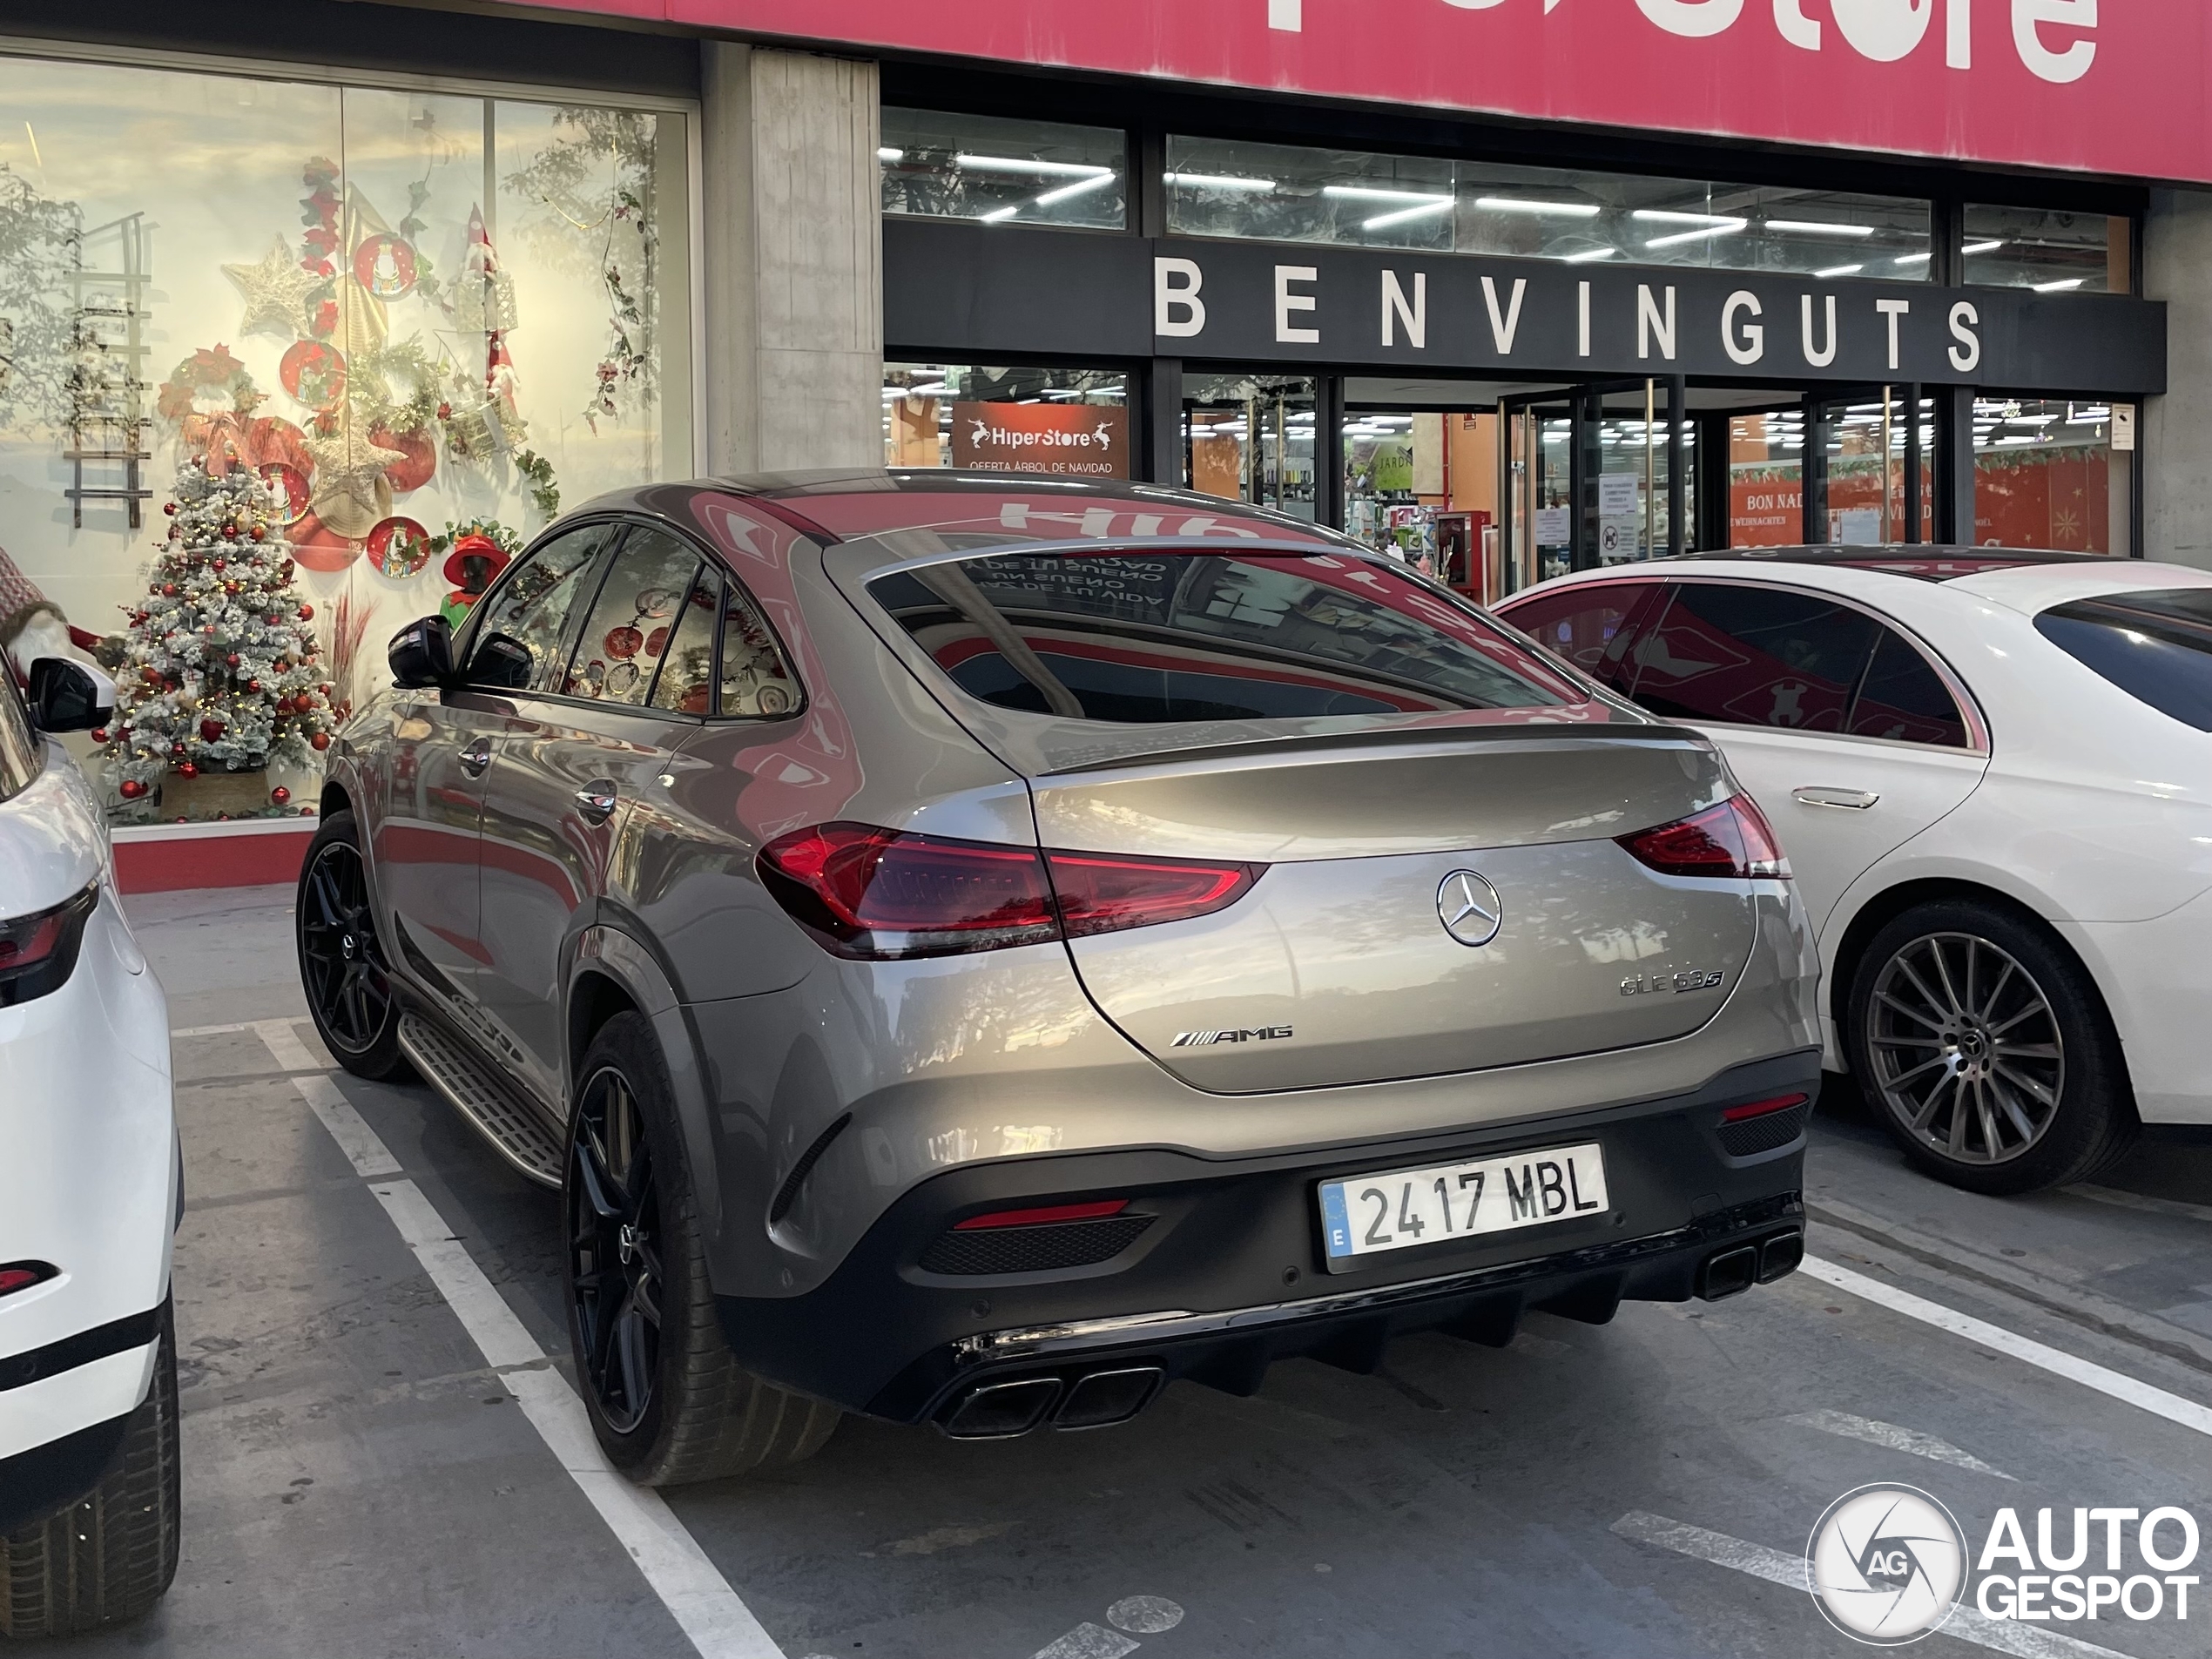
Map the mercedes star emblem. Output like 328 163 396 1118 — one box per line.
1437 870 1503 948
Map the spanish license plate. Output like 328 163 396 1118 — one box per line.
1318 1142 1609 1268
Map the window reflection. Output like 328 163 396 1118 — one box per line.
1963 205 2125 294
881 109 1125 231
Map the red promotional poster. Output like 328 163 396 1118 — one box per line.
504 0 2207 184
952 402 1131 478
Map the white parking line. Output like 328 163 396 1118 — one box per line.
1802 1255 2212 1440
1784 1410 2014 1479
244 1023 782 1659
1612 1511 2132 1659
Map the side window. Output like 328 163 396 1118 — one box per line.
560 525 704 706
1631 583 1878 732
717 582 799 718
0 672 39 804
1502 583 1666 696
647 572 720 716
1849 630 1971 747
467 525 617 692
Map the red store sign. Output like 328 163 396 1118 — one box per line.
510 1 2203 184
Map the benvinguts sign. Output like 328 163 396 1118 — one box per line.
510 0 2207 184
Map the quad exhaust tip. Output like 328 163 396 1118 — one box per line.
1699 1229 1804 1301
941 1366 1166 1440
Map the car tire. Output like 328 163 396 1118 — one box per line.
0 1299 181 1638
564 1011 840 1486
295 809 413 1083
1846 899 2138 1196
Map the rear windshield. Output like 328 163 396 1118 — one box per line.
867 552 1577 723
2035 590 2212 732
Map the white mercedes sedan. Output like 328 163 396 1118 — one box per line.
1498 549 2212 1196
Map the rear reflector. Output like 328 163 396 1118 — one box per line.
0 1263 54 1298
758 822 1261 960
1617 795 1790 880
954 1199 1130 1231
1721 1093 1811 1123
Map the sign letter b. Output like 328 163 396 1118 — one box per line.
1156 258 1206 339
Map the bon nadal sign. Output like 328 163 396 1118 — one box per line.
514 0 2204 185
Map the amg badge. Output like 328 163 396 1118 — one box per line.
1172 1025 1294 1047
1622 970 1726 997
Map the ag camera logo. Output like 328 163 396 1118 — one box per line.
1807 1485 1968 1644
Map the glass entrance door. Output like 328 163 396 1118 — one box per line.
1501 379 1689 592
1184 374 1318 521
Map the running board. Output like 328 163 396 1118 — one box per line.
396 1012 565 1189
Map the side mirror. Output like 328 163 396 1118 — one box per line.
467 632 534 691
388 615 454 689
26 657 115 733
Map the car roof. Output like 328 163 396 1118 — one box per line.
1667 545 2102 582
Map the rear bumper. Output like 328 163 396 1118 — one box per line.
2068 892 2212 1125
717 1049 1817 1423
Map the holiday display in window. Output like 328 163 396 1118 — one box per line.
102 457 334 812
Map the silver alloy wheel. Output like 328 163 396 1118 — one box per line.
1866 931 2066 1166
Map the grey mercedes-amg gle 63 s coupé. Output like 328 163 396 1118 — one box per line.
297 472 1819 1484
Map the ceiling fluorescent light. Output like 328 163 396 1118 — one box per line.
957 154 1115 178
1768 219 1876 237
1632 209 1743 227
1893 251 1933 266
1475 196 1601 218
1322 185 1453 205
1163 172 1276 192
1962 239 2006 255
1035 173 1117 206
2032 277 2085 293
1364 199 1454 230
877 148 905 163
979 205 1021 224
1563 246 1619 263
1646 220 1747 248
1814 263 1865 278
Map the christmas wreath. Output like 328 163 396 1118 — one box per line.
156 346 260 423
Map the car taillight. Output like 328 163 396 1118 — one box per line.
954 1199 1130 1231
1616 796 1790 880
1721 1093 1811 1123
756 823 1262 960
0 886 98 1008
0 1262 55 1298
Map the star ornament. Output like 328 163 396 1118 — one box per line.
304 421 405 540
223 239 324 338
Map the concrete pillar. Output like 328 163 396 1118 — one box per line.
2143 188 2212 570
700 42 881 475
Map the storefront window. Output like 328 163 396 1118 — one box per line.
884 362 1129 476
1973 398 2133 554
1962 206 2129 294
880 110 1126 232
0 55 691 823
1184 375 1316 521
1165 137 1929 277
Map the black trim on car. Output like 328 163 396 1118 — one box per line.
0 1411 132 1536
0 1305 163 1394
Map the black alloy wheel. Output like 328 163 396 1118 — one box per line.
569 1064 664 1436
294 812 411 1082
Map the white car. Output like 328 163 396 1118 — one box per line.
0 655 179 1636
1496 549 2212 1196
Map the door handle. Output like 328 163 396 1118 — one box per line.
1793 786 1879 811
574 780 619 824
458 738 493 779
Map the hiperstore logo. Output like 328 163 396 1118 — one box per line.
1806 1486 2202 1645
966 416 1118 454
1265 0 2099 85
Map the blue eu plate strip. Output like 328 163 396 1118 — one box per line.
1319 1182 1352 1258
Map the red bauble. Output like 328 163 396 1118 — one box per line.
90 727 108 744
297 604 314 621
160 583 176 597
226 653 240 669
212 558 226 571
251 525 266 541
118 779 147 799
162 502 176 516
271 786 292 806
199 718 224 741
311 732 332 752
246 678 262 693
221 524 237 540
178 762 199 779
300 805 316 817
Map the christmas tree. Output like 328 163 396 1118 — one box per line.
103 457 334 813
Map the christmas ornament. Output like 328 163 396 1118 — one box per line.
223 238 324 338
311 732 331 752
119 779 146 799
271 786 292 806
366 516 431 579
280 340 347 409
353 233 418 300
178 762 199 779
199 718 225 742
302 421 402 540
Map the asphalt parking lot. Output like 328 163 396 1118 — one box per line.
48 882 2212 1658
